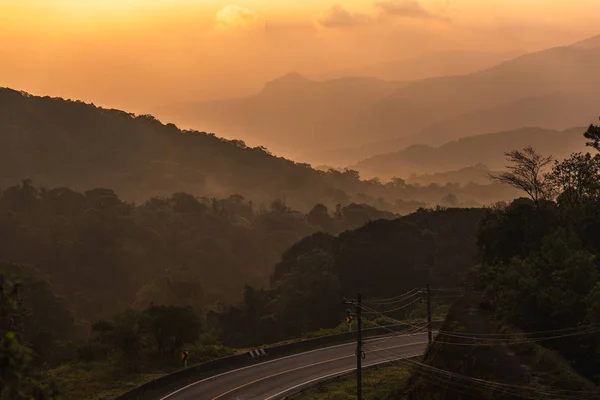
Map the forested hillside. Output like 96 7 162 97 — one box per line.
214 207 485 347
0 181 483 399
0 87 520 213
401 124 600 399
0 181 398 323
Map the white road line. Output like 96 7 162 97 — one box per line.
159 333 428 400
264 353 424 400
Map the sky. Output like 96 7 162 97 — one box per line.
1 0 600 112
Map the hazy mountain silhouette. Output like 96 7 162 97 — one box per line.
352 127 587 180
345 35 600 146
153 74 405 158
315 50 523 81
406 164 499 186
2 87 523 215
155 34 600 166
304 35 600 164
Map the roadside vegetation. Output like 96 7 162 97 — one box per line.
290 365 411 400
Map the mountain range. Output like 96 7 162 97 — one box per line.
1 87 523 215
315 50 523 81
154 34 600 166
352 127 588 180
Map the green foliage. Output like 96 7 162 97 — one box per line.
91 305 203 372
142 305 202 356
0 263 74 366
0 182 396 327
0 87 514 215
475 124 600 382
0 275 60 400
291 365 411 400
215 208 484 347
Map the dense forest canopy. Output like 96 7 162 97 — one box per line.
472 123 600 383
215 207 485 347
0 181 484 398
0 181 399 323
0 87 519 215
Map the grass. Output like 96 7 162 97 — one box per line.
48 362 164 400
48 343 239 400
289 365 410 400
48 313 447 400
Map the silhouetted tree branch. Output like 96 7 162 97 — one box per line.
489 146 553 205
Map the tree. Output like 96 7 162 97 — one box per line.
134 265 205 310
546 152 600 206
583 121 600 151
92 310 143 372
440 193 459 207
269 199 289 213
0 275 60 399
490 146 553 205
306 204 334 233
391 177 406 188
142 305 202 356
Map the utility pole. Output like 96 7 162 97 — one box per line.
426 284 432 344
343 294 363 400
356 293 363 400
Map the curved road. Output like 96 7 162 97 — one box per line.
161 333 429 400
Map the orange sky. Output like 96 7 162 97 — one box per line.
1 0 600 113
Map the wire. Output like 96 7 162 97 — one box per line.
366 342 600 399
364 345 542 399
363 288 422 306
432 326 600 346
438 322 600 338
363 296 423 315
362 314 430 337
360 303 431 332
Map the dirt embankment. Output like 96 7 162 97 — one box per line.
403 293 599 399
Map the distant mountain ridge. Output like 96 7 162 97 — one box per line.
153 33 600 166
352 127 588 180
1 87 522 215
153 74 405 158
315 50 523 81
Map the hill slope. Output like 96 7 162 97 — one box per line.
404 294 600 399
351 37 600 145
153 74 405 158
156 35 600 164
353 127 587 180
316 50 522 81
0 87 525 213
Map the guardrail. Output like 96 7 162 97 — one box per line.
116 321 442 400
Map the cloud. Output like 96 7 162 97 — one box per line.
216 5 258 29
317 4 371 29
375 0 450 22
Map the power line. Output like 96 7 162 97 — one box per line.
437 322 600 338
363 288 422 306
363 296 422 315
366 343 600 399
432 326 600 346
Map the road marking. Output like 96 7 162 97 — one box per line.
159 333 428 400
263 352 424 400
211 342 428 400
210 354 353 400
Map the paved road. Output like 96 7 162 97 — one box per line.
161 332 429 400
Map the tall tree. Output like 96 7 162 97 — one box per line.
0 275 59 399
490 146 553 205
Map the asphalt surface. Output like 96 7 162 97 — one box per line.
160 332 429 400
